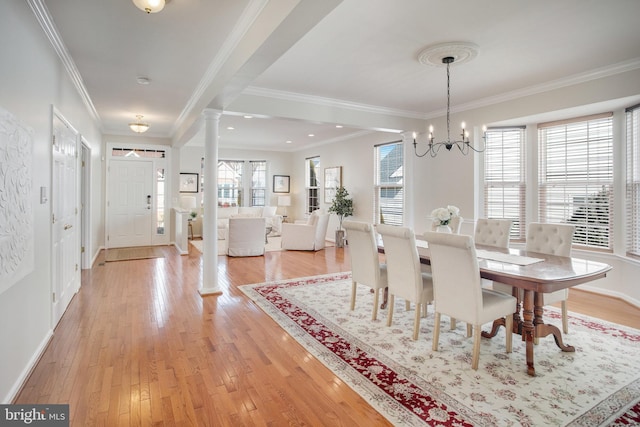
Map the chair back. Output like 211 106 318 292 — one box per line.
423 231 483 324
431 216 463 234
377 224 422 301
474 218 513 248
526 223 574 256
343 221 381 287
313 213 330 249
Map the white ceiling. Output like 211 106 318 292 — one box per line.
40 0 640 151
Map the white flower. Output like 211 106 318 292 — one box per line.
431 205 460 226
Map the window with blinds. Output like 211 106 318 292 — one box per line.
374 141 403 226
305 156 320 214
484 127 526 240
218 160 244 207
250 161 266 206
626 104 640 258
538 113 614 250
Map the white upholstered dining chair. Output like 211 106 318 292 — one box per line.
343 221 388 320
424 231 516 370
377 224 433 340
475 219 513 289
526 222 575 335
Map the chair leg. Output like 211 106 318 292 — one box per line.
450 318 457 330
472 325 481 370
561 300 568 334
421 302 427 318
505 314 513 353
432 312 441 351
350 280 357 311
405 300 410 311
386 294 395 327
412 303 421 340
372 288 380 321
466 323 472 338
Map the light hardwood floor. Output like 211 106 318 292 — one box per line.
14 242 640 426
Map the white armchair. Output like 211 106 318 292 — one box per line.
227 217 266 257
281 211 330 251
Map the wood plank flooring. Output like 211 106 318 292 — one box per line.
14 242 640 426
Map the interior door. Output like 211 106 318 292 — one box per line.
108 159 153 248
52 113 80 326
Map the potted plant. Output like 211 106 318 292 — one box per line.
328 186 354 247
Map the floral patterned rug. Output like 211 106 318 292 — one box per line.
240 272 640 426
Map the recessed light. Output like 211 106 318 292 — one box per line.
243 115 253 119
308 134 315 137
227 127 235 130
285 140 292 144
335 125 343 128
136 76 151 85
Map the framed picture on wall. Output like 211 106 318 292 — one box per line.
180 173 199 193
273 175 290 193
324 166 342 202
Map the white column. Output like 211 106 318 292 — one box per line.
200 109 222 296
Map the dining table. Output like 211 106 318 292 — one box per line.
378 239 612 376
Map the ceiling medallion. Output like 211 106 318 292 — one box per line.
417 42 479 68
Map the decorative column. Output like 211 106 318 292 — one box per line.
199 109 222 296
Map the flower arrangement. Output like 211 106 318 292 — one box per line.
431 205 460 226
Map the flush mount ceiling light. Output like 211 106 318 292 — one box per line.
132 0 165 14
129 115 149 133
413 42 485 157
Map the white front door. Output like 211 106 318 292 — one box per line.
52 113 80 326
108 159 153 248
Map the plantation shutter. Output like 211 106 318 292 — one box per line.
484 127 526 240
538 113 614 250
626 104 640 258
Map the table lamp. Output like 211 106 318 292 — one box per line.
278 195 291 217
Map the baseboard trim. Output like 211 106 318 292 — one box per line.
3 329 53 404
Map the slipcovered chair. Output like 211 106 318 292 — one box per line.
525 222 575 335
424 231 516 370
343 220 388 320
377 224 433 340
227 217 266 257
281 210 330 251
475 218 513 290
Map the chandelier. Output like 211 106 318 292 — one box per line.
413 55 486 157
129 115 150 133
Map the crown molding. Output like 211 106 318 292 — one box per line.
243 86 426 120
27 0 102 127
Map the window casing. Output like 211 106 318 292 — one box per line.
483 127 526 240
538 113 614 250
374 141 404 226
305 156 320 214
626 104 640 258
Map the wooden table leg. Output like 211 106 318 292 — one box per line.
533 292 575 352
522 289 536 376
482 285 521 339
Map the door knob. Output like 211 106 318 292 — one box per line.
64 224 72 230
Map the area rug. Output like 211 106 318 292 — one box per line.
104 246 165 262
240 272 640 426
189 238 335 255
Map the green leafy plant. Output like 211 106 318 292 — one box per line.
329 186 354 230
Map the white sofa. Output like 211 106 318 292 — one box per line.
216 206 282 240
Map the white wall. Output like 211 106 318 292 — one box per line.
0 2 103 402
